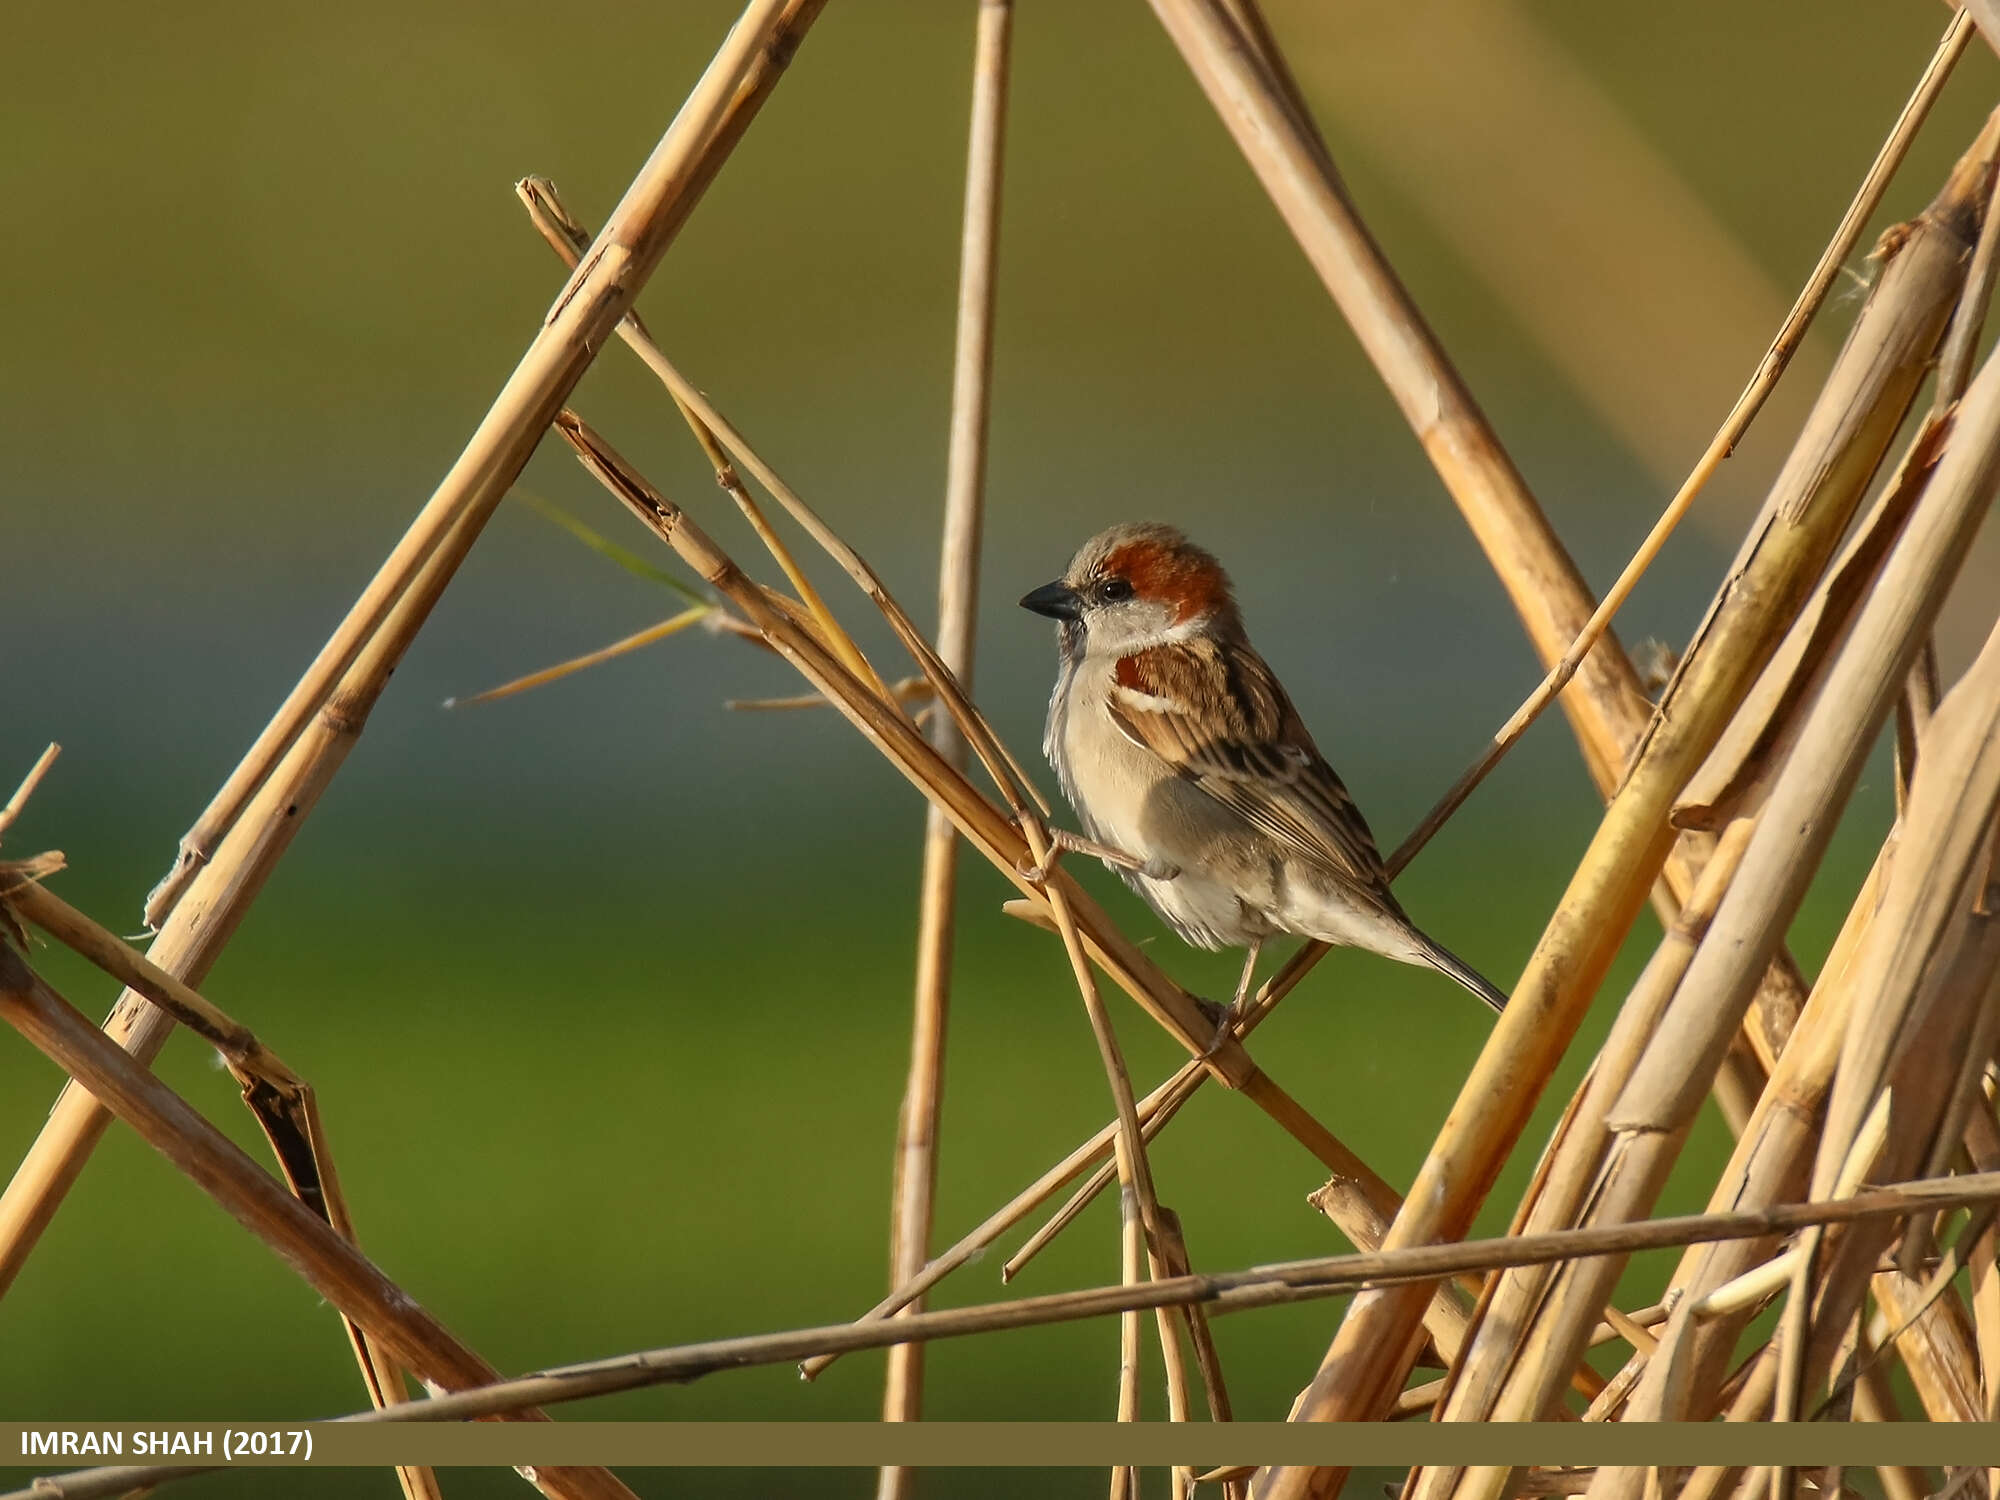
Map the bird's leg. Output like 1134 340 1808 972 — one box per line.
1202 937 1263 1060
1231 938 1263 1013
1015 823 1179 884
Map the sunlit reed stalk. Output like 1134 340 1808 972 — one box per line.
881 8 1012 1486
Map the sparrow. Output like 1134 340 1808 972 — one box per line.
1019 521 1507 1019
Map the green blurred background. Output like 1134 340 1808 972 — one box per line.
4 0 1997 1494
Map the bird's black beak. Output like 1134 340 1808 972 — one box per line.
1020 580 1083 621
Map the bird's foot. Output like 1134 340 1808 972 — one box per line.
1014 822 1179 884
1197 996 1238 1061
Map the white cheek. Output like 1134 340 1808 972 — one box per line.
1084 603 1184 654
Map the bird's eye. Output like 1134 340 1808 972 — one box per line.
1097 577 1134 604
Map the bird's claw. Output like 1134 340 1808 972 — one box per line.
1196 997 1237 1060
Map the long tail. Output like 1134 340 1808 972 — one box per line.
1414 933 1508 1014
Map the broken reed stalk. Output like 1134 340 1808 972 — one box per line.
880 3 1011 1477
444 604 714 709
0 942 633 1500
1389 0 1973 870
0 743 59 839
0 0 826 1299
1299 107 2000 1471
44 1171 2000 1447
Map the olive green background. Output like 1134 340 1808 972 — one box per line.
3 2 1992 1496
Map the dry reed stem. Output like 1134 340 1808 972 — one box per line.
1872 1263 1986 1422
1411 814 1752 1463
1955 1050 2000 1440
1773 1096 1891 1425
1114 1181 1142 1499
2 880 302 1094
1508 398 1953 1467
0 0 826 1297
0 942 632 1500
1143 17 1837 1332
1377 118 1998 1473
1389 2 1972 868
24 1168 1999 1446
1852 1361 1928 1500
878 6 1012 1475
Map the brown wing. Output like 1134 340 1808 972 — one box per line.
1107 640 1397 900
